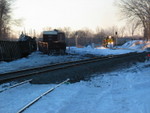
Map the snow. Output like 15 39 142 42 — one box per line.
67 40 150 56
68 46 139 56
0 51 87 74
119 40 150 50
0 60 150 113
0 40 150 113
1 40 147 74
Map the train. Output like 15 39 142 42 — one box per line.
0 33 37 61
18 29 66 56
102 36 115 48
0 30 66 61
38 29 66 54
18 33 37 57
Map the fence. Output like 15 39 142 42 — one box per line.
0 41 22 61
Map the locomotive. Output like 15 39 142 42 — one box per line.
103 36 115 48
38 29 66 54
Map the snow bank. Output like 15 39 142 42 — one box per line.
0 51 87 73
67 40 150 56
120 40 150 50
67 46 139 56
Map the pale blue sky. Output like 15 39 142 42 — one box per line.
13 0 124 33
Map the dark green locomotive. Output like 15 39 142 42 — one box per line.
38 29 66 54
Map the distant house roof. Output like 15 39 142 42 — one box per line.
43 31 58 35
18 33 32 41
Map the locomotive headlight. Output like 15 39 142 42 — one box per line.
111 42 114 44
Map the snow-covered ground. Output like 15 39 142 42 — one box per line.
0 52 88 73
0 40 150 113
120 40 150 50
0 60 150 113
67 46 140 56
67 40 150 56
0 40 149 74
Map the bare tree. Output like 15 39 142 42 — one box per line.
117 0 150 40
0 0 13 39
119 26 126 37
126 21 141 36
105 26 118 36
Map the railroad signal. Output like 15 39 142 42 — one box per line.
115 31 118 46
115 32 118 35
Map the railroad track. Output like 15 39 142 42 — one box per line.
0 79 32 93
0 52 148 84
0 56 111 83
17 79 69 113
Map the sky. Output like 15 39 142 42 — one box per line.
13 0 124 35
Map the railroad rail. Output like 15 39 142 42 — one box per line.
0 52 148 84
17 79 69 113
0 55 113 83
0 79 32 93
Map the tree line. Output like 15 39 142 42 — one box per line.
0 0 11 40
0 0 150 41
117 0 150 40
55 27 142 47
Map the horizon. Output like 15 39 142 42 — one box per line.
12 0 127 36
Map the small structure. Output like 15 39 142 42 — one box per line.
38 30 66 54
